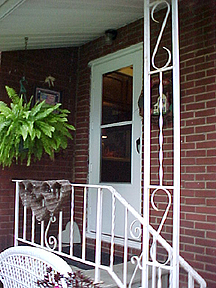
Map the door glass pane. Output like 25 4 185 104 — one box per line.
101 125 131 183
102 67 133 125
100 66 133 183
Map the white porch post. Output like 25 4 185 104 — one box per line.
172 0 181 286
143 0 181 287
142 0 151 287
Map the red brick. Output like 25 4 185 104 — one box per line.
207 166 216 173
181 111 194 119
195 92 215 103
196 238 216 248
206 231 216 239
206 182 216 189
184 53 205 67
186 86 206 96
186 149 206 157
195 221 216 231
195 124 215 134
186 213 206 222
206 83 216 92
206 247 216 256
185 181 205 189
206 198 216 206
207 149 216 156
181 173 195 181
185 259 205 271
206 264 216 274
185 117 206 126
184 244 205 255
181 142 196 150
196 207 216 218
197 134 215 145
185 228 205 238
196 157 216 165
185 197 206 206
195 61 213 72
196 173 216 181
181 127 195 135
196 254 216 265
185 165 205 174
186 102 206 111
206 98 216 108
207 132 216 140
180 235 195 245
181 220 194 229
194 189 216 198
185 134 205 143
196 76 216 87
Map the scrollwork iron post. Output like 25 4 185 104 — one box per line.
142 0 181 287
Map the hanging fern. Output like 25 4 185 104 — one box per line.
0 86 75 167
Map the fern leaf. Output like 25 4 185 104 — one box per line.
0 102 12 117
5 86 20 104
36 121 55 137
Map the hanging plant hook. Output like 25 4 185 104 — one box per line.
19 36 29 102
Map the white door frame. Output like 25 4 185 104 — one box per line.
88 43 143 247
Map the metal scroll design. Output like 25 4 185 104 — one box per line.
150 188 172 264
129 252 143 288
44 215 58 250
129 189 171 270
130 219 142 240
130 1 172 273
151 0 171 70
149 0 172 266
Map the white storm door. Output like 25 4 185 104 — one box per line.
88 43 142 246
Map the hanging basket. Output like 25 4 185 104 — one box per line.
0 86 75 167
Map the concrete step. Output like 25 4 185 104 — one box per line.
70 262 169 287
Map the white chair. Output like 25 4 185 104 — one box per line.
0 246 72 288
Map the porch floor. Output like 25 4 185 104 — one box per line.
63 244 123 270
70 261 141 288
70 261 169 288
63 245 168 287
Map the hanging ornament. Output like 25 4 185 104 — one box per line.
44 75 56 87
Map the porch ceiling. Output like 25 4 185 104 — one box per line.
0 0 145 51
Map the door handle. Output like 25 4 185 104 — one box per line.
136 137 140 154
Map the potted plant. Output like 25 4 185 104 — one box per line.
0 86 75 167
36 266 99 287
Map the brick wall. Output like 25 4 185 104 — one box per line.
0 47 78 252
75 1 216 287
179 1 216 286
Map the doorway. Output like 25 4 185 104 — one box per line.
88 43 143 246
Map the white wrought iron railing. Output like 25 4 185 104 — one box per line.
13 180 206 288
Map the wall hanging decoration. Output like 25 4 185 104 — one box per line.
19 180 71 221
44 75 56 87
35 87 61 106
138 77 172 124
